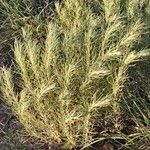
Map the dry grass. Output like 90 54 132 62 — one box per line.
0 0 150 149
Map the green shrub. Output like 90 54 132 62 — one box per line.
0 0 149 149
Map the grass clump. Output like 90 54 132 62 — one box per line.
0 0 150 149
0 0 54 44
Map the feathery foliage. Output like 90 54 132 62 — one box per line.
0 0 150 149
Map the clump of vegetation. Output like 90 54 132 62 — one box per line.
0 0 149 149
0 0 54 44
